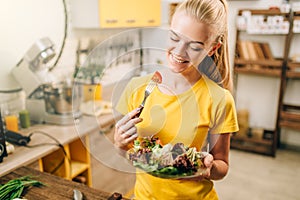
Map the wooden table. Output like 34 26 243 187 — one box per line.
0 166 128 200
0 114 115 177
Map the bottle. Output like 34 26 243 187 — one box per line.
5 115 19 132
2 104 19 132
19 110 31 128
281 0 291 13
94 84 102 101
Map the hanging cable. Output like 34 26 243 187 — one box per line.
26 130 71 175
50 0 68 71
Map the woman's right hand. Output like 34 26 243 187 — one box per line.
114 108 143 150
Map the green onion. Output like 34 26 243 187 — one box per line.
0 176 44 200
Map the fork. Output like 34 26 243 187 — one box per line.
135 71 162 118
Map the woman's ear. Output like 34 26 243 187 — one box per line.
208 42 222 56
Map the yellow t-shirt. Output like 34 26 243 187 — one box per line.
116 73 239 200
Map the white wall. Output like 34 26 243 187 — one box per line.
0 0 66 91
0 0 299 146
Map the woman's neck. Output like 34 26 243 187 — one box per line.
158 67 202 95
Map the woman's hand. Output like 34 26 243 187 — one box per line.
202 153 214 179
184 133 231 181
114 108 143 150
178 153 214 182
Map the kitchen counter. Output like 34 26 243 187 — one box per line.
0 166 128 200
0 113 116 177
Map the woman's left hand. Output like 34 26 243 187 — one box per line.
201 153 214 179
178 153 214 182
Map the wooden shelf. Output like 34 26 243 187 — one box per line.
234 58 283 67
287 62 300 78
237 30 288 36
233 8 300 156
288 61 300 68
39 136 92 186
234 58 284 77
70 161 89 178
234 67 281 77
280 110 300 121
280 121 300 130
280 109 300 130
286 71 300 78
238 9 288 16
231 135 274 156
283 104 300 110
233 135 272 145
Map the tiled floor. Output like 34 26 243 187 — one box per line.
90 130 300 199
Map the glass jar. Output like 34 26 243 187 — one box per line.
0 90 25 131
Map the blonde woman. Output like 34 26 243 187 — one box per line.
114 0 239 199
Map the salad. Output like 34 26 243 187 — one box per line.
127 136 208 178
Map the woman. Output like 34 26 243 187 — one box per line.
114 0 239 199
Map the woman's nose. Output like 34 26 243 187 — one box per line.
172 41 188 57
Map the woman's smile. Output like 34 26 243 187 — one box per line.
171 53 189 64
167 51 191 73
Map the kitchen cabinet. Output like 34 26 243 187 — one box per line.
98 0 161 28
70 0 161 28
38 136 92 186
231 9 300 156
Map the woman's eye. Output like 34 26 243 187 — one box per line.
191 47 202 52
189 43 203 52
170 36 179 42
169 32 180 42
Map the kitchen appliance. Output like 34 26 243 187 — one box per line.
5 130 31 146
0 109 8 163
11 37 81 125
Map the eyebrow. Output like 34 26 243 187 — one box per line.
170 30 204 46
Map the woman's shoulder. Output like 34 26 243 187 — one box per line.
201 75 225 92
201 75 234 101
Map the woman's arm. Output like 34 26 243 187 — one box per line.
205 133 230 180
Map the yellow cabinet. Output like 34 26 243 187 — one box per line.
139 0 161 25
38 136 92 186
99 0 161 28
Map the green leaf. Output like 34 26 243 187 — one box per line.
0 176 44 200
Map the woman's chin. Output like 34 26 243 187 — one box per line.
167 61 188 73
170 67 185 73
168 63 191 74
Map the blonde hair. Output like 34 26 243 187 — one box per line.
176 0 232 92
